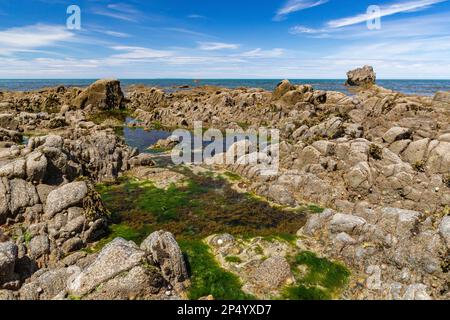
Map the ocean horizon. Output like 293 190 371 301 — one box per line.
0 79 449 96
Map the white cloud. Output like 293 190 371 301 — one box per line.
198 42 240 51
92 3 142 22
0 24 74 51
165 28 212 38
239 48 285 58
102 30 130 38
188 14 206 19
289 25 326 34
327 0 447 28
274 0 328 21
111 46 173 59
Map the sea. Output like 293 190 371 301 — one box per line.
0 79 449 96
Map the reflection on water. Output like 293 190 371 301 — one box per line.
123 118 272 164
123 118 171 153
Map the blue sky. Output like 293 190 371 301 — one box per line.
0 0 449 78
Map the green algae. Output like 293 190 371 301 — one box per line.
224 255 243 264
179 240 254 300
283 251 350 300
94 167 347 300
96 170 307 241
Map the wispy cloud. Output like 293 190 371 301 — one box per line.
198 42 240 50
111 46 173 59
274 0 328 21
188 14 206 19
239 48 285 58
165 27 212 38
92 3 142 22
289 25 326 34
0 24 74 55
327 0 447 28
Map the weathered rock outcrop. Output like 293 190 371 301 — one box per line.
346 65 376 86
298 207 449 300
13 231 187 300
73 79 124 112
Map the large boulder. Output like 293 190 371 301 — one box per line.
273 80 295 100
67 238 166 299
73 79 124 111
44 181 88 218
346 65 376 86
140 231 188 283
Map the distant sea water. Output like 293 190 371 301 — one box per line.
0 79 449 96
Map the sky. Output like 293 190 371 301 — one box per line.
0 0 449 79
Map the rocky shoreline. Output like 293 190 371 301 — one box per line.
0 66 449 300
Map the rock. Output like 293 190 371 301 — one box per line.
62 237 84 254
330 213 366 234
9 179 40 215
248 256 293 293
0 159 26 179
346 65 376 86
73 79 124 111
29 235 50 259
44 182 88 218
402 284 432 300
67 238 147 297
19 267 74 300
273 80 295 100
140 231 188 283
402 138 429 164
439 216 450 247
0 242 18 285
267 184 296 206
344 161 373 192
83 265 165 300
0 289 16 300
426 141 450 174
0 114 19 130
382 127 412 144
25 151 47 183
433 91 450 105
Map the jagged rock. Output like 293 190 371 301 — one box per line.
273 80 295 100
266 184 295 206
9 179 40 215
0 114 19 130
140 231 188 283
44 182 88 218
426 141 450 174
25 151 47 183
28 235 50 259
18 267 75 300
346 65 376 86
402 138 429 164
330 213 366 234
0 242 18 285
67 238 147 297
73 79 124 111
382 127 412 144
